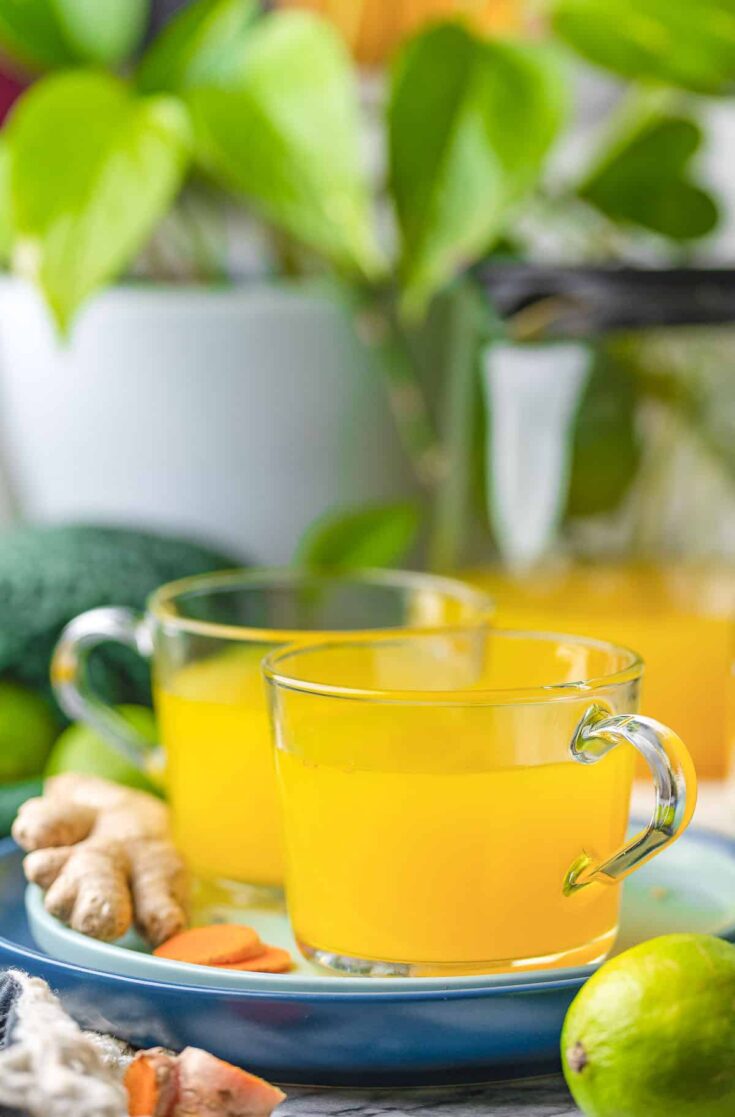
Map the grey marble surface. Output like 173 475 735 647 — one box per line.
280 1076 579 1116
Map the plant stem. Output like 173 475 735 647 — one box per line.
177 190 229 283
427 281 486 572
356 291 445 490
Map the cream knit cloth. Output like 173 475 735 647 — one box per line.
0 970 132 1117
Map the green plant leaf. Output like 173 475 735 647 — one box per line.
580 115 718 240
566 347 641 519
297 502 422 571
0 0 75 69
552 0 735 95
137 0 258 94
0 0 149 70
389 24 567 319
188 10 384 279
51 0 149 66
8 70 190 331
0 137 12 264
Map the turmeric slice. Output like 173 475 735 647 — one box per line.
221 947 294 974
153 923 263 966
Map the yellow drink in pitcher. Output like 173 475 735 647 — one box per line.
469 564 735 780
156 647 284 886
277 740 635 971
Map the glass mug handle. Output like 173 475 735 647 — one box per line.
51 607 160 773
564 703 697 895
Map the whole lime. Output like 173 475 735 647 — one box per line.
45 706 162 796
562 933 735 1117
0 681 57 781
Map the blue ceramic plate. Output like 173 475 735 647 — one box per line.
27 885 603 994
4 826 735 1086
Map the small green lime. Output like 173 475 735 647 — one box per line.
0 777 43 836
0 681 57 781
562 933 735 1117
45 706 162 796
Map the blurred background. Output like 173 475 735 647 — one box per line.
0 0 732 813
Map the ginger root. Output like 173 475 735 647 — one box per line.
125 1047 286 1117
13 774 188 946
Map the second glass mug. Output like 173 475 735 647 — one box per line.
264 628 697 976
51 568 494 894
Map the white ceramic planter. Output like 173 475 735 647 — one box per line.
0 280 413 562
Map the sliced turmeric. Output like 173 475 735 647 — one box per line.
153 923 263 966
221 947 293 974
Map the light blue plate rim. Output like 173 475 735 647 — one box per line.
14 824 735 1002
25 882 602 995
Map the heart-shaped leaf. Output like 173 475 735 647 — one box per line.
389 24 567 319
8 70 190 330
188 11 384 279
0 0 149 70
552 0 735 95
137 0 259 94
297 502 422 571
580 116 719 240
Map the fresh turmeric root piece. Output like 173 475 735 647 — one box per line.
221 948 293 974
126 1048 178 1117
13 774 188 946
153 924 263 966
125 1046 286 1117
176 1047 286 1116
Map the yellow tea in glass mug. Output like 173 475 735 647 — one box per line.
52 570 493 894
265 630 696 975
469 563 735 780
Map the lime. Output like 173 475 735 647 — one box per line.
0 777 43 836
0 681 57 781
562 933 735 1117
45 705 162 796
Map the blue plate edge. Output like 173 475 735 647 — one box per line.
5 825 735 1003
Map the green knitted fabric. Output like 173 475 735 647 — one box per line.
0 524 239 718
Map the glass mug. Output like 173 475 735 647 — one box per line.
264 629 697 976
51 569 494 895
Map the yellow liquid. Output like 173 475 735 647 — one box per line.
468 564 735 780
277 721 635 972
155 647 284 886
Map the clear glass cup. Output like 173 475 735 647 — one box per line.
264 628 697 976
52 569 493 899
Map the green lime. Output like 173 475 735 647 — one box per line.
562 933 735 1117
0 681 57 781
0 777 43 836
45 705 162 796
